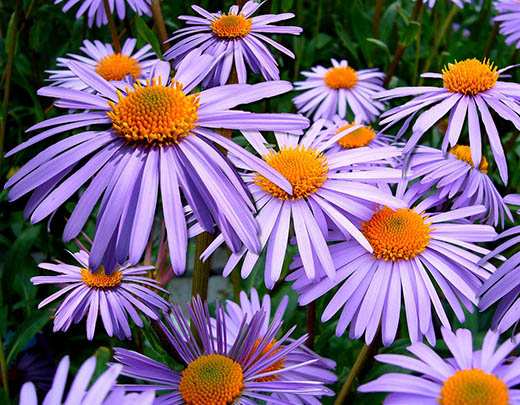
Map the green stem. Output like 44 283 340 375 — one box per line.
372 0 385 38
483 21 499 59
0 340 9 401
0 0 20 171
412 6 424 85
150 319 185 365
102 0 121 53
191 232 212 301
419 3 457 85
292 0 304 82
383 0 423 87
305 301 316 349
150 0 170 54
334 342 376 405
313 0 322 41
231 262 241 303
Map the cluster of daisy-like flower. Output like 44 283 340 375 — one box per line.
7 0 520 403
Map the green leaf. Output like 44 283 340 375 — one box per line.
92 347 112 381
135 15 163 60
379 2 399 43
401 21 421 47
6 309 50 366
366 38 391 60
333 18 360 66
0 388 8 405
281 0 294 11
0 307 7 340
5 12 16 54
2 225 40 303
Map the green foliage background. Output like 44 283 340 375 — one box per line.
0 0 519 403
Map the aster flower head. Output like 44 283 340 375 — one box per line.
165 1 302 88
47 39 160 91
374 57 520 184
407 145 512 227
200 120 405 288
222 288 337 403
5 56 309 274
321 116 395 153
20 355 155 405
359 327 520 405
31 249 169 340
113 296 333 404
495 0 520 49
288 185 497 346
293 58 386 121
55 0 151 27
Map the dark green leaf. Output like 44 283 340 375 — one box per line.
6 309 50 366
401 21 421 47
5 12 16 54
366 38 391 60
135 15 163 60
92 346 112 381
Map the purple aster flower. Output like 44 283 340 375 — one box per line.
4 57 308 274
293 58 386 121
164 1 301 88
374 58 520 184
478 207 520 334
20 355 155 404
359 327 520 404
113 296 332 404
55 0 151 28
321 116 395 153
406 144 512 226
47 39 159 91
31 249 169 340
495 0 520 49
288 185 497 346
424 0 473 8
200 121 405 288
222 288 337 403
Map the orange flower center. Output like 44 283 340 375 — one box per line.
107 79 199 146
245 339 285 382
361 207 431 261
324 66 358 89
442 58 498 96
336 123 376 148
210 13 252 39
449 145 488 173
81 267 123 289
255 145 329 200
178 354 244 405
439 369 508 405
95 53 142 81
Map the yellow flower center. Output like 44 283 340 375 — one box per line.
210 13 252 39
324 66 358 89
81 267 123 289
245 339 285 382
442 58 498 96
439 369 508 405
254 146 329 200
95 53 142 81
361 207 431 261
336 123 376 148
449 145 488 173
107 79 199 146
178 354 244 405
